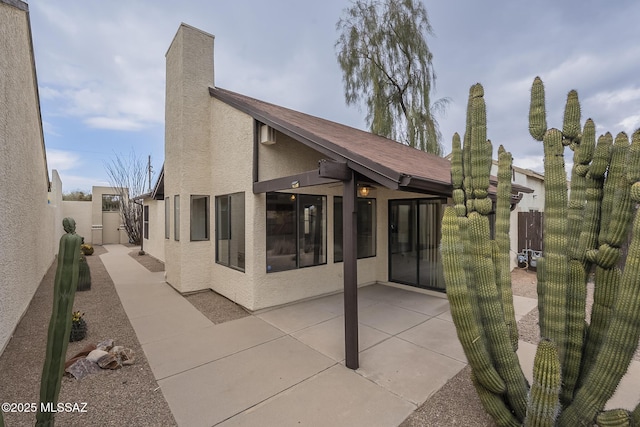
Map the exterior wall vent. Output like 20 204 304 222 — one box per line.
260 124 276 145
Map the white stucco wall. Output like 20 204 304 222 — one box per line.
63 201 93 243
142 199 166 262
0 1 60 354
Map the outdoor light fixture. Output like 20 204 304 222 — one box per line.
291 180 300 189
358 185 371 197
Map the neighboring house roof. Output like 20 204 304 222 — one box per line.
211 87 453 196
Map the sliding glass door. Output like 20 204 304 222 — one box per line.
389 199 445 291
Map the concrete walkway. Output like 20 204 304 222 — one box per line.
100 244 639 426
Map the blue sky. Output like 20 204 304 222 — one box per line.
27 0 640 193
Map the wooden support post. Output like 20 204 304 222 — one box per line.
343 172 359 369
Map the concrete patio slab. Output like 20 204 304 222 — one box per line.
158 336 335 427
357 336 466 404
127 302 213 345
399 317 467 363
358 301 431 335
436 309 454 322
117 285 193 319
386 289 451 317
512 295 538 320
218 365 416 427
143 316 285 380
256 299 340 334
292 315 390 362
308 291 380 315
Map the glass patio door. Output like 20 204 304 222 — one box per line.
389 199 445 292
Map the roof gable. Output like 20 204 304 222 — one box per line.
211 87 453 196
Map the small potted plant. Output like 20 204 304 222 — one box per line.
69 311 87 342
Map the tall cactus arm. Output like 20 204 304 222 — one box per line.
581 133 632 382
36 218 82 426
596 409 632 427
451 133 467 217
562 90 581 144
524 339 561 427
442 208 506 394
471 84 490 201
538 129 569 363
529 76 547 141
576 133 612 269
463 86 475 202
495 148 518 350
602 133 633 249
567 119 595 259
471 371 521 427
559 193 640 427
469 212 529 420
560 260 587 406
631 401 640 426
580 267 621 384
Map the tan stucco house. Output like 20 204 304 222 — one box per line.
142 24 531 319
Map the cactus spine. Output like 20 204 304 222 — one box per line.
443 78 640 426
36 218 82 427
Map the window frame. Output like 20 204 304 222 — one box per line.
215 192 245 272
165 197 170 239
190 195 210 241
266 192 327 273
333 196 377 262
143 205 150 240
174 195 180 241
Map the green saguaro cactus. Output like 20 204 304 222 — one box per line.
36 218 82 427
443 78 640 427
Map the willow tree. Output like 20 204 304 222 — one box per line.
335 0 447 155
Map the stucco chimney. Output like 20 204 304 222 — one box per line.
163 23 215 291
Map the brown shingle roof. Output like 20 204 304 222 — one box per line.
211 87 453 196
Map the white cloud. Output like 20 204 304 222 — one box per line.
58 173 110 194
30 2 169 131
618 115 640 134
46 149 81 171
84 117 145 131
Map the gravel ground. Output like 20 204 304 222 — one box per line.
2 253 638 427
0 246 176 427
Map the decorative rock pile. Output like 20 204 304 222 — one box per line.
65 339 135 380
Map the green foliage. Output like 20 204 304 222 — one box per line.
37 218 82 426
77 254 91 291
443 78 640 427
335 0 448 154
62 191 92 201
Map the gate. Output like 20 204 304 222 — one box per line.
518 211 544 271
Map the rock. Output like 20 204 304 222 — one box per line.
86 349 109 363
97 353 122 370
64 344 97 370
109 346 136 366
66 358 101 380
96 338 115 351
